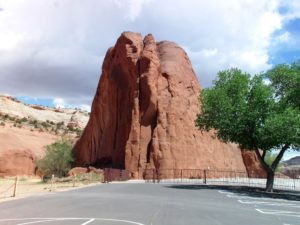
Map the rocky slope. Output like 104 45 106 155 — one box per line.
283 156 300 178
0 96 89 176
284 156 300 166
74 32 262 178
0 95 89 129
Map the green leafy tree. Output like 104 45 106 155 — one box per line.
196 66 300 192
267 61 300 109
37 137 74 177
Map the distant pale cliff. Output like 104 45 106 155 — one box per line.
0 95 89 176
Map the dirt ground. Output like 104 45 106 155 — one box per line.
0 176 102 202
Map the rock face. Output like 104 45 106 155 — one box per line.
0 125 57 176
241 151 267 178
0 149 36 176
0 95 89 129
74 32 250 178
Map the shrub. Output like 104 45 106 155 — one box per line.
76 129 83 136
20 117 28 123
37 138 74 177
0 122 5 126
29 119 38 126
41 121 49 128
56 121 64 129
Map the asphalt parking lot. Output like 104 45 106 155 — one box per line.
0 183 299 225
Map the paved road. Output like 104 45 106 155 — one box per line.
0 183 299 225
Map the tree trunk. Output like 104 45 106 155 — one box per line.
254 144 290 192
266 170 275 192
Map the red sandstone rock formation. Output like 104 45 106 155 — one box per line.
67 166 102 177
0 149 36 176
242 151 267 178
74 32 256 178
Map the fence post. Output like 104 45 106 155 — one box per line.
293 175 296 190
50 174 54 192
248 172 251 187
12 176 18 197
152 169 155 183
204 170 207 184
181 169 183 182
73 175 76 187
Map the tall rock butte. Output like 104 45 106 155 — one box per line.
74 32 262 178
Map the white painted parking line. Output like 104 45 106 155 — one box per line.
82 218 95 225
218 190 300 204
17 219 56 225
256 209 300 218
238 200 300 208
218 189 300 222
0 218 145 225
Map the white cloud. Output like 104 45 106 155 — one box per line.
53 98 65 109
277 31 290 43
0 0 298 103
113 0 152 21
79 104 91 112
137 0 284 85
279 0 300 21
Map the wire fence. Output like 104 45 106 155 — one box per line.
0 172 104 200
1 169 299 199
143 169 300 191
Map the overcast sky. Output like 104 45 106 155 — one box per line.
0 0 300 111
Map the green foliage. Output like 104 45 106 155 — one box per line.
41 121 49 128
37 138 74 177
197 69 275 151
196 67 300 152
56 121 64 129
266 61 300 109
259 107 300 150
15 117 28 124
196 64 300 191
20 117 28 123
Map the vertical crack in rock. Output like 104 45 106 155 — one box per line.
113 88 119 154
146 110 158 163
162 73 174 97
136 40 143 170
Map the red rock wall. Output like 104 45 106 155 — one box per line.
74 32 250 178
0 149 36 176
242 151 267 178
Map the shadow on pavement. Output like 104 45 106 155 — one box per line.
165 184 300 201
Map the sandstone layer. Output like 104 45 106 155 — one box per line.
0 126 57 176
242 151 267 178
0 95 89 129
74 32 250 178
